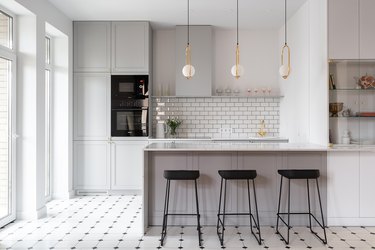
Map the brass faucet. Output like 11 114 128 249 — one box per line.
257 120 267 137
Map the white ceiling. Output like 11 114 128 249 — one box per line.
48 0 308 29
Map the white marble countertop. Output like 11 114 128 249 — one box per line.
148 137 289 142
144 142 328 152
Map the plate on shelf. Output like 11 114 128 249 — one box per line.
358 112 375 117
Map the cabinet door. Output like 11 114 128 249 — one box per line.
328 0 359 59
359 0 375 59
74 22 111 72
111 22 150 74
360 151 375 217
111 140 148 190
327 151 360 218
175 26 212 96
74 73 110 140
74 141 110 190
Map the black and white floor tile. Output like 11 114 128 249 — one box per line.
1 195 375 249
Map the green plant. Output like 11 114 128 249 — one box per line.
165 117 182 136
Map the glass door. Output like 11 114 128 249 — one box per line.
0 55 16 227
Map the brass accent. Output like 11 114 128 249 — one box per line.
185 44 192 79
257 120 267 137
281 43 291 79
235 44 240 79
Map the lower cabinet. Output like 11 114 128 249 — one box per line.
327 150 375 225
74 140 148 192
111 141 148 190
74 141 111 190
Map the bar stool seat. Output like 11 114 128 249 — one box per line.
217 170 262 246
276 169 327 245
160 170 202 247
164 170 200 180
278 169 320 179
218 170 257 180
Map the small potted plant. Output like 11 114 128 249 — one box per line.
165 117 182 138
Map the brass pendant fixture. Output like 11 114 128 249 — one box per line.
231 0 244 79
182 0 195 79
279 0 291 79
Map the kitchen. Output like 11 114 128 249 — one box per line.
0 0 375 249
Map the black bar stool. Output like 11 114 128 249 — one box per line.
276 169 327 245
160 170 202 247
217 170 262 246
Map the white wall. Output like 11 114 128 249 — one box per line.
279 0 328 145
1 0 73 219
153 28 279 96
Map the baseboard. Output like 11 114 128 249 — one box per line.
74 189 142 196
17 205 47 220
52 190 75 200
328 217 375 226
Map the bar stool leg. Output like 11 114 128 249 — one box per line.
161 180 171 246
315 178 328 244
307 179 313 230
194 180 202 247
217 179 227 246
247 179 253 233
216 177 224 244
276 176 283 234
286 178 291 245
252 179 262 245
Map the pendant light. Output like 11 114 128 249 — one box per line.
279 0 291 79
182 0 195 79
231 0 244 79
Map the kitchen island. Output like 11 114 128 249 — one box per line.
142 142 328 232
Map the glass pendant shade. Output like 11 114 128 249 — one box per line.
231 64 244 79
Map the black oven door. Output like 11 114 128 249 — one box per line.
111 108 148 137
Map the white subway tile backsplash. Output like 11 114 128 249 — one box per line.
152 96 281 138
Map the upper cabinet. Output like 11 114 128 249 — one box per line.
74 22 111 72
329 0 375 59
111 22 151 74
175 26 212 96
359 0 375 59
328 0 359 59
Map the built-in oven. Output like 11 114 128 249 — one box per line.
111 92 149 137
111 75 148 99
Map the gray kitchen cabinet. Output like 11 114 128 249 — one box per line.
73 73 110 140
74 22 111 72
359 0 375 59
328 0 359 59
329 0 375 59
111 140 148 190
175 26 212 96
74 141 111 190
111 22 151 74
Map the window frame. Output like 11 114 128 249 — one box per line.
0 8 14 51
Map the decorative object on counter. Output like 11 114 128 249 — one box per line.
182 0 195 79
279 0 291 80
253 88 258 95
257 120 267 137
329 102 343 117
156 123 166 139
231 0 244 79
357 112 375 117
261 88 267 95
247 88 252 96
329 74 336 90
341 130 351 144
358 74 375 89
216 88 223 96
166 117 182 138
233 89 240 96
225 87 232 96
342 108 352 117
267 87 272 95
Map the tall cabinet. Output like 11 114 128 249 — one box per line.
73 21 151 193
327 0 375 225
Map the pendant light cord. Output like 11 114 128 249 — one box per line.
236 0 239 45
187 0 190 45
284 0 287 45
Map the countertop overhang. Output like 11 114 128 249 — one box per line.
144 142 328 152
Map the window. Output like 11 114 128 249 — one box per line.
45 36 52 199
0 10 13 49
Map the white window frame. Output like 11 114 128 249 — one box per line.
45 35 53 202
0 5 16 227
